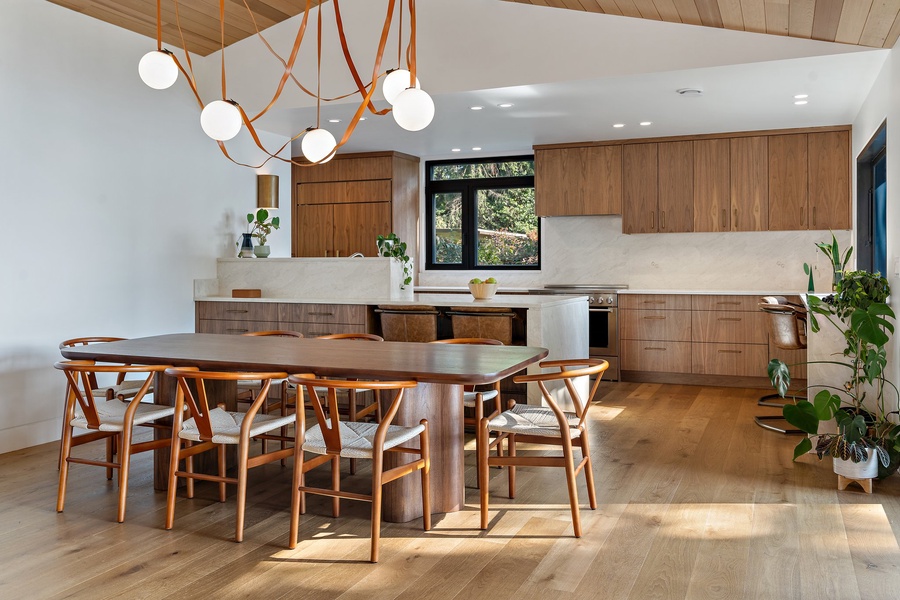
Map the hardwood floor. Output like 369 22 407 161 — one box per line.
2 382 899 599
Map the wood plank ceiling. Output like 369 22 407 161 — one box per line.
503 0 900 48
47 0 900 53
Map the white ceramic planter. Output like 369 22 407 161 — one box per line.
253 245 271 258
833 448 878 479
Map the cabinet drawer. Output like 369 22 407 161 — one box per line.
278 303 366 325
620 309 691 341
692 342 768 376
621 340 691 373
692 310 766 344
691 295 758 312
619 294 691 310
196 319 282 335
195 301 278 321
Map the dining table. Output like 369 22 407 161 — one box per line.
61 333 548 522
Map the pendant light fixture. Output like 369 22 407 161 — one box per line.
139 0 434 168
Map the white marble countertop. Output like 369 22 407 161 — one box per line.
195 293 588 309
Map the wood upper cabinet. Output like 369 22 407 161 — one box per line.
693 139 731 232
657 141 693 233
622 143 659 233
768 134 809 230
808 130 850 230
730 136 768 231
292 151 418 257
534 145 622 216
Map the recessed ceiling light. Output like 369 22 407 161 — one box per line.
470 106 484 111
359 117 366 121
613 123 625 128
640 121 652 126
328 119 341 123
794 100 808 105
472 147 482 151
498 103 514 108
676 88 703 96
451 148 461 152
794 94 809 99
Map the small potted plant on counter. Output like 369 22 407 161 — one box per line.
768 269 900 486
376 233 412 289
247 208 280 258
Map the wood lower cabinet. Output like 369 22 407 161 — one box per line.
535 145 622 216
620 293 806 384
195 301 371 337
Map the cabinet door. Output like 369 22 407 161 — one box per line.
333 202 392 257
534 146 622 216
620 309 692 341
295 204 334 257
693 139 731 232
622 143 658 233
730 136 768 231
768 134 808 230
692 342 768 376
297 179 392 205
808 130 850 230
621 340 691 373
657 141 693 233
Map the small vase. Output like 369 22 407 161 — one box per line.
832 270 843 292
253 245 270 258
833 448 878 479
239 233 254 258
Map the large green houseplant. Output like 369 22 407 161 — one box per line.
769 268 900 478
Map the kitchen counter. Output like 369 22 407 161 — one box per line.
619 289 805 295
194 292 586 309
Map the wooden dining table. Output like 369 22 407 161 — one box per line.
61 333 548 522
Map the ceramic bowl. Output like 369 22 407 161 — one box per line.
468 282 499 300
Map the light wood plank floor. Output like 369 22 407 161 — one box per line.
2 382 899 599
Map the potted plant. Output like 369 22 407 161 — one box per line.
769 268 900 481
376 233 412 289
247 209 280 258
814 232 853 291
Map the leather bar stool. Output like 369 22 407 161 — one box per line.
375 305 440 342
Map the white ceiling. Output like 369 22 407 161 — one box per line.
207 0 890 162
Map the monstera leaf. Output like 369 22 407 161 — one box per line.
783 400 819 435
851 304 894 347
767 359 791 398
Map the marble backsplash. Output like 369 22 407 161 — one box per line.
418 215 853 292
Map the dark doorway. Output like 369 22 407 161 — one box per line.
857 122 887 274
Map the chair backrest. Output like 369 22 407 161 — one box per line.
446 307 516 345
54 360 165 429
288 374 417 454
164 368 289 441
59 337 129 390
242 330 304 338
758 296 807 350
316 333 384 341
513 359 609 430
376 305 439 342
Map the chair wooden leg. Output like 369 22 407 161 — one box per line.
106 435 115 480
218 444 227 503
349 390 358 475
331 456 341 518
289 446 304 549
420 420 431 531
479 418 491 530
185 441 195 499
375 390 383 422
165 440 180 530
508 434 517 499
56 424 74 513
116 427 133 523
579 434 597 510
235 441 250 543
561 437 582 537
370 455 384 563
474 397 484 489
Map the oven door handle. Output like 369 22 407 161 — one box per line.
588 308 614 313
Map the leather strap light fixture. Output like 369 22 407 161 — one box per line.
138 0 434 168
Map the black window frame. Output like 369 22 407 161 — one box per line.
425 155 540 271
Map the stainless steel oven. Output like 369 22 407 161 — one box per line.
540 285 627 381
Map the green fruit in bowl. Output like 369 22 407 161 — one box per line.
485 277 497 284
469 278 483 284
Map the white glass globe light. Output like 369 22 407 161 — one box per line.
200 100 242 141
138 50 178 90
392 88 434 131
382 69 420 105
301 128 337 163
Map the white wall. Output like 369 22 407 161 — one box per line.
0 0 291 453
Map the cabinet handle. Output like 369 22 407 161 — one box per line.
812 206 817 227
650 211 655 229
642 316 667 320
801 205 806 227
660 210 666 230
644 346 667 351
721 208 727 228
643 300 666 305
716 301 741 306
717 317 742 322
717 349 742 354
308 311 335 317
733 207 738 229
225 309 249 314
226 328 249 333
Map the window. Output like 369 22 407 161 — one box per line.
857 122 887 275
425 156 539 270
